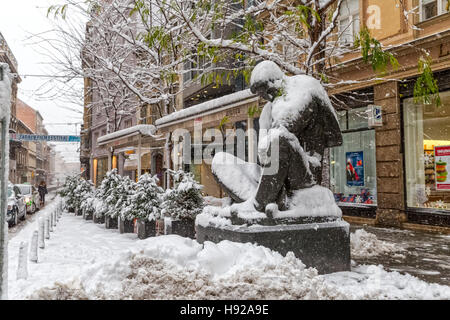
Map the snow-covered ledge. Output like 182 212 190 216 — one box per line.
97 124 158 146
155 89 257 128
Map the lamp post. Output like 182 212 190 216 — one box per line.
0 63 11 300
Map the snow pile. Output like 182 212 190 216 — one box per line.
27 235 450 300
277 185 342 219
351 229 405 259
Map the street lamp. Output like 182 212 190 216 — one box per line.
0 63 12 300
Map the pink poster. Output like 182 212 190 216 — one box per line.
434 145 450 191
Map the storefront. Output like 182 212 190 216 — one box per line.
330 106 378 208
401 69 450 226
155 89 260 198
94 124 163 185
330 69 450 227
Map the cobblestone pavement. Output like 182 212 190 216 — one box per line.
351 224 450 286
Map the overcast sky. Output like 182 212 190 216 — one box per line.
0 0 85 162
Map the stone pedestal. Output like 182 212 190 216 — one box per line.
196 220 351 274
137 219 156 239
105 215 118 229
172 219 196 239
119 217 135 234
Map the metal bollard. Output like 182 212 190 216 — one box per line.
53 210 57 227
49 212 54 232
44 215 50 240
29 231 38 263
38 217 45 249
17 242 28 280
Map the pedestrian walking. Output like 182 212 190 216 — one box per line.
38 180 48 207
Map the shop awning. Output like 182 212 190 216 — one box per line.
97 124 158 146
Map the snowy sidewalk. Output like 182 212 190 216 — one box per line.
6 202 450 300
7 198 138 299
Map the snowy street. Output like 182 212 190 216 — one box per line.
6 197 450 300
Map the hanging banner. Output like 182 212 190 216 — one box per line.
346 151 364 187
435 145 450 191
10 134 80 142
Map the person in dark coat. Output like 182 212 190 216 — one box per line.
38 181 48 206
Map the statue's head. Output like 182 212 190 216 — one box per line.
250 61 284 102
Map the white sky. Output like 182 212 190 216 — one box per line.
0 0 85 162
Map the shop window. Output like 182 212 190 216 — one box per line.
330 107 377 206
404 90 450 211
420 0 448 21
95 157 108 187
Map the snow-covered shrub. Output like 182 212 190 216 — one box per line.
161 170 204 220
121 173 163 222
97 169 136 219
59 174 81 211
72 179 94 212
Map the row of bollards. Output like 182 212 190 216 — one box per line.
16 198 65 280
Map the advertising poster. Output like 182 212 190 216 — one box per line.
435 145 450 191
346 151 364 187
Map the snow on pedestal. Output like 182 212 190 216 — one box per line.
16 242 28 280
29 231 38 263
38 218 45 249
44 215 50 240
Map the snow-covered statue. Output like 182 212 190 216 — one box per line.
210 60 343 220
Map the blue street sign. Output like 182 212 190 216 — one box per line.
10 134 81 142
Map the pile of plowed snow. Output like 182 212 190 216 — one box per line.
29 235 450 300
351 229 405 259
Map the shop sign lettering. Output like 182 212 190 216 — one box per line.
435 146 450 191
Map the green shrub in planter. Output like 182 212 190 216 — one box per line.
92 196 106 224
80 195 95 220
96 169 135 228
73 179 94 213
161 170 204 239
59 175 79 212
121 173 163 238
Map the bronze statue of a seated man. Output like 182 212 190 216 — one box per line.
212 61 343 213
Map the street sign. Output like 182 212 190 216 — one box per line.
368 105 383 127
10 134 81 142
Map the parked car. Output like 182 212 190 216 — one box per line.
16 183 40 214
6 183 26 227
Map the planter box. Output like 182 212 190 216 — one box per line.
82 208 93 220
171 219 196 239
93 214 105 224
119 217 135 234
137 219 156 239
105 215 118 229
